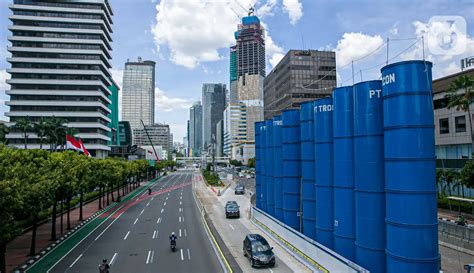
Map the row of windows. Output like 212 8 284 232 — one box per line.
13 31 102 40
15 20 103 30
10 95 108 105
10 106 108 116
12 62 102 71
14 1 103 11
12 41 102 51
439 116 467 134
11 73 105 83
13 51 104 61
14 10 102 20
10 85 103 92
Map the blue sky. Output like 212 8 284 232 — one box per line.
0 0 473 142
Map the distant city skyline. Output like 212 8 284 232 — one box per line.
1 0 473 142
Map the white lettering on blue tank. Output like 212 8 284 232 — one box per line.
273 120 282 126
382 73 395 86
261 126 266 131
369 89 382 98
313 104 333 113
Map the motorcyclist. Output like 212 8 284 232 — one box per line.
148 188 152 195
99 259 110 273
170 231 177 247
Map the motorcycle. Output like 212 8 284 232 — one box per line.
170 239 176 252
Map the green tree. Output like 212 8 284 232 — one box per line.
12 117 33 149
445 75 474 152
459 155 474 188
45 117 66 152
75 155 94 221
34 117 49 149
0 123 9 144
0 146 24 273
247 157 256 168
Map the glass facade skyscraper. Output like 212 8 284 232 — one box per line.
5 0 115 158
202 83 226 150
189 101 202 156
122 57 155 131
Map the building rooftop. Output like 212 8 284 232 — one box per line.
433 68 474 94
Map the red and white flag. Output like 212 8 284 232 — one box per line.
78 138 91 157
66 134 82 151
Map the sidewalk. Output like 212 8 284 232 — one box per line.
6 181 150 273
194 172 311 273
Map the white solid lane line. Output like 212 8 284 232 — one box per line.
179 229 182 237
180 249 184 261
140 209 145 215
179 216 181 222
269 268 274 273
187 248 191 260
134 218 138 225
110 253 118 266
95 212 124 241
69 254 82 268
229 223 235 230
123 231 130 240
146 250 151 264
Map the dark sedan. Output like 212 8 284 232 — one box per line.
225 204 240 218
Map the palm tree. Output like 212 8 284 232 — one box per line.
34 117 49 149
0 123 9 144
45 117 66 151
12 117 33 149
445 75 474 153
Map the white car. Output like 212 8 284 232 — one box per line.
246 174 251 179
239 173 244 177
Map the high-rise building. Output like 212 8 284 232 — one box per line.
202 83 226 150
189 101 202 156
232 9 264 144
223 103 247 157
122 57 155 130
264 49 337 119
108 80 120 146
118 121 132 146
216 120 223 157
229 45 238 104
133 123 171 153
5 0 115 158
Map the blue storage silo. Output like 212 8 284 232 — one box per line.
273 116 284 221
265 120 275 217
300 101 316 240
260 123 268 212
255 121 263 209
333 86 356 261
353 80 386 272
314 97 334 250
282 109 301 231
382 60 439 273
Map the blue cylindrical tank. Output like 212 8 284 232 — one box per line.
260 122 267 212
273 116 284 222
265 120 275 217
333 86 356 261
300 101 316 240
282 109 301 231
314 97 334 250
382 60 439 273
353 80 386 272
255 121 263 209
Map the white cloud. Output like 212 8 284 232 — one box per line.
269 53 285 68
335 32 384 67
150 0 285 69
169 123 187 143
154 87 194 112
400 19 474 78
282 0 303 26
257 0 277 18
390 27 399 36
0 70 10 92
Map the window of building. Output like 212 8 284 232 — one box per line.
439 118 449 134
455 115 467 133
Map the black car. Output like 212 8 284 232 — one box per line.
235 185 245 195
225 200 238 207
225 204 240 218
243 234 275 267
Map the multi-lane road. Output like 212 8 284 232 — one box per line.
46 171 222 273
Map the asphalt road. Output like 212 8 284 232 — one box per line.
48 171 223 273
